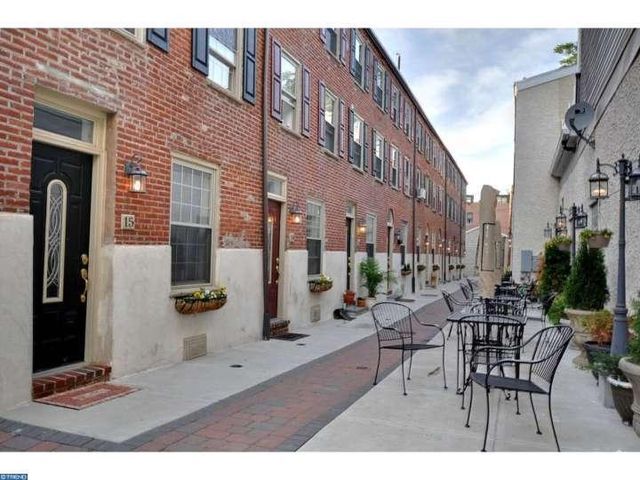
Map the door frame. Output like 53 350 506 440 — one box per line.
345 203 356 291
32 89 107 371
267 172 287 318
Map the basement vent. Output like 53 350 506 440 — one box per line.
183 334 207 361
310 305 321 323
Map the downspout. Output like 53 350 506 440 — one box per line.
411 112 417 294
261 28 271 340
443 158 448 282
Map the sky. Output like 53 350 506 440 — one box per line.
374 28 577 200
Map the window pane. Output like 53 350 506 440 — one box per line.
326 28 338 55
307 238 322 275
353 118 362 144
306 202 321 239
210 29 237 61
281 55 297 97
375 135 383 159
172 163 212 226
324 94 335 125
171 225 212 285
282 100 296 130
34 104 94 143
209 56 232 90
325 123 335 153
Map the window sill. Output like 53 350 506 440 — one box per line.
354 79 367 94
279 123 303 140
352 165 365 175
170 284 216 298
112 29 147 48
322 148 340 161
206 79 244 105
374 177 384 184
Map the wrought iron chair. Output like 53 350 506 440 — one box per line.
371 302 447 395
442 289 480 339
482 297 527 320
464 325 574 452
460 282 480 302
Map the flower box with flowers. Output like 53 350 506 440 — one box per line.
174 287 228 314
309 274 333 293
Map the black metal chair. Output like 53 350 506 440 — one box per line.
460 282 480 302
371 302 447 395
539 293 557 327
482 297 527 320
464 325 574 452
442 290 481 339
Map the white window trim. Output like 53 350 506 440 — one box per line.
169 154 219 292
267 171 287 202
374 62 385 108
390 145 399 189
306 199 325 278
207 29 244 98
373 132 384 181
324 88 339 155
366 213 377 253
354 33 365 87
114 28 146 44
325 28 342 60
281 49 302 134
352 111 365 170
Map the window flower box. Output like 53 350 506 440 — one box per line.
309 274 333 293
174 287 227 314
416 264 426 272
401 264 412 276
581 229 613 249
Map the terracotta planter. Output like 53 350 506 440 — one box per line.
619 357 640 436
608 376 634 425
431 273 438 287
356 297 366 308
588 234 610 249
564 308 597 368
343 290 356 305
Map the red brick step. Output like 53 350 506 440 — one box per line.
32 364 112 400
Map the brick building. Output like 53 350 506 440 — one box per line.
0 28 466 410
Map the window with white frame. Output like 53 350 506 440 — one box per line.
281 51 300 131
307 201 323 276
366 214 376 258
171 160 216 287
324 88 338 154
352 33 365 86
404 105 412 137
391 85 399 124
390 146 399 188
373 62 385 108
325 28 340 58
117 28 145 42
403 157 411 196
351 112 365 170
373 132 384 180
208 29 241 93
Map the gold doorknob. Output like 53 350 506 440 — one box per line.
80 268 89 303
81 253 89 266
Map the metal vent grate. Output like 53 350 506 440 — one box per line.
183 334 207 361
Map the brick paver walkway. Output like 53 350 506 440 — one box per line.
0 296 457 452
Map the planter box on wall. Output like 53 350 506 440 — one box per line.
174 297 227 314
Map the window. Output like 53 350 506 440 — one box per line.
325 28 339 57
373 62 384 108
403 157 411 196
324 89 338 154
118 28 145 42
34 103 95 143
171 161 215 287
307 201 323 276
391 85 399 125
390 146 399 189
281 52 300 131
366 214 376 258
404 105 412 138
352 33 364 86
373 132 384 180
351 112 365 169
208 29 241 93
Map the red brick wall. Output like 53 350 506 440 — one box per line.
0 28 466 254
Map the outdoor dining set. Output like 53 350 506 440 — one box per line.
369 278 574 452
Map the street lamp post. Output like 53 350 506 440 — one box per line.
589 154 640 355
568 203 588 261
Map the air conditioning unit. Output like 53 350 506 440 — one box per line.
417 188 427 200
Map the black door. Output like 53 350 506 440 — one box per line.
30 142 92 372
346 218 352 290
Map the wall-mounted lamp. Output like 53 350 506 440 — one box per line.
124 154 148 193
357 222 367 235
288 203 304 224
394 229 402 245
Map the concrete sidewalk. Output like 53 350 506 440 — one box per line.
301 315 640 452
0 282 460 445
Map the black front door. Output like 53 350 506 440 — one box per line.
30 142 92 372
346 218 352 290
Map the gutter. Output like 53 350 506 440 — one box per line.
411 112 417 294
261 28 271 340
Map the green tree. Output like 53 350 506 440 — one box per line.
538 237 571 297
563 236 609 310
554 42 577 66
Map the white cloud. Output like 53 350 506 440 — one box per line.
410 69 462 119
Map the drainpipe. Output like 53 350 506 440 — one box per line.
443 158 448 282
261 29 271 340
411 112 417 294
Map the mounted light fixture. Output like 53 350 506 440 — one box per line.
554 202 567 234
288 203 304 224
357 222 367 235
394 229 402 245
589 159 610 200
544 222 553 239
124 154 148 193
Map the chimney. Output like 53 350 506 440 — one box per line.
395 53 401 70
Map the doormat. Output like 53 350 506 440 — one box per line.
34 383 138 410
272 333 309 341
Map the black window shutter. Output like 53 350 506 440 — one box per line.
364 46 372 92
384 71 390 113
318 81 326 146
340 29 348 65
147 28 170 52
371 128 377 176
372 57 378 102
363 123 369 172
302 66 311 137
243 29 257 104
319 28 327 46
348 108 354 163
338 99 345 158
396 93 402 128
383 140 389 183
271 38 282 121
191 29 209 75
350 29 357 77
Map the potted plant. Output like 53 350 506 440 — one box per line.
431 264 440 287
556 235 572 252
343 289 356 305
582 310 613 382
417 264 427 272
538 236 570 299
360 258 384 308
581 228 613 249
448 264 454 271
547 293 567 326
401 264 412 276
619 299 640 436
174 286 228 314
590 352 634 425
563 236 609 367
356 297 366 308
308 274 333 293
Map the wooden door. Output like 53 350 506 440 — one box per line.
266 200 281 319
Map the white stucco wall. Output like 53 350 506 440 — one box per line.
110 246 262 378
511 69 575 281
0 213 33 410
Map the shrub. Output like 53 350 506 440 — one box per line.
548 293 567 325
630 299 640 365
582 310 613 345
563 237 609 310
538 237 571 297
589 352 626 381
360 258 384 298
